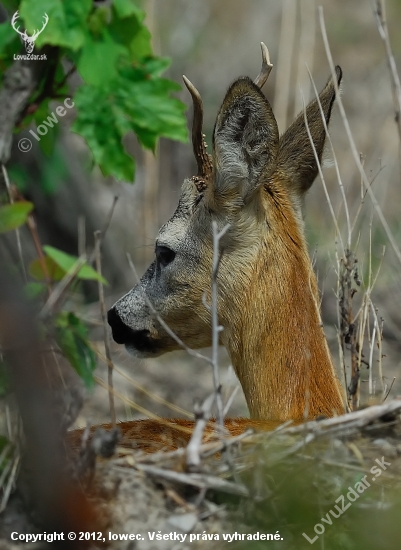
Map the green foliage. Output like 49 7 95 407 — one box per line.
0 0 187 395
42 245 108 285
0 0 188 182
0 201 33 233
55 312 96 389
20 0 92 51
72 60 187 180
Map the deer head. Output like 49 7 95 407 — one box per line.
11 11 49 54
108 45 344 421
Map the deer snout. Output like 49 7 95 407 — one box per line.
107 307 135 344
107 307 150 349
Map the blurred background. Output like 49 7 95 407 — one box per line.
3 0 401 425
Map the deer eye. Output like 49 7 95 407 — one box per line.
155 245 176 267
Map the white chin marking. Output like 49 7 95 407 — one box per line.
125 345 161 358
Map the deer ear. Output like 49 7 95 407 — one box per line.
277 66 342 197
212 77 279 202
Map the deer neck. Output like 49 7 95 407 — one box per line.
222 233 344 421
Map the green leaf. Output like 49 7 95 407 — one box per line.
29 255 65 282
77 30 128 86
0 21 19 52
71 85 135 181
114 65 187 151
109 13 151 62
113 0 145 20
43 245 108 285
0 202 33 233
55 312 96 389
72 63 187 181
19 0 92 51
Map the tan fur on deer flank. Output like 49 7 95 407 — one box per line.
71 47 346 452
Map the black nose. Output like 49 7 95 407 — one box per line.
107 307 136 345
107 307 152 351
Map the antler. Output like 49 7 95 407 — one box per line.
182 75 213 182
11 11 26 37
253 42 273 89
182 42 272 182
31 13 49 40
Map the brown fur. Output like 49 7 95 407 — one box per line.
84 61 346 453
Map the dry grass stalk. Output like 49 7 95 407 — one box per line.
94 230 116 427
211 221 230 430
373 0 401 142
319 6 401 268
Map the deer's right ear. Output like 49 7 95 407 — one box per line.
212 77 279 202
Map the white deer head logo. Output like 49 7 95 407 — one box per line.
11 11 49 54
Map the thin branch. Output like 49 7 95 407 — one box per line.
211 221 230 431
40 197 119 320
282 397 401 436
134 429 254 465
135 464 249 497
94 231 116 427
186 393 215 472
39 256 87 320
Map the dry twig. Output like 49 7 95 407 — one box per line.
186 393 216 472
134 464 249 497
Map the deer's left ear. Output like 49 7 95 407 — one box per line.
277 66 342 197
212 77 279 202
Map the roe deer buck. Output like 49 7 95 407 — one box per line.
102 44 345 451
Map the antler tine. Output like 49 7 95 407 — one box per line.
182 75 213 180
11 11 24 36
254 42 273 89
31 12 49 40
